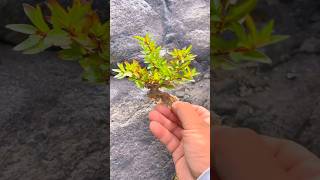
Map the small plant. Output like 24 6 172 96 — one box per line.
6 0 109 83
112 34 199 106
211 0 288 69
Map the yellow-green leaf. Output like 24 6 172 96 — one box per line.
23 4 50 32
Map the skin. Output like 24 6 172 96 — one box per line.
149 101 210 180
149 101 320 180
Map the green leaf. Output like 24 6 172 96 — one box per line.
260 20 274 38
23 40 51 54
228 22 246 41
212 15 221 22
112 69 121 73
44 29 72 48
23 4 50 32
225 0 257 23
79 55 107 83
117 63 125 72
47 0 69 28
114 73 125 79
265 35 289 46
245 15 257 39
68 0 92 31
13 34 42 51
135 80 144 89
133 35 145 41
5 24 37 34
211 37 238 50
73 35 95 49
212 56 237 70
58 44 84 60
230 50 272 64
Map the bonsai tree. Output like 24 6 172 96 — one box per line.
211 0 288 69
6 0 109 83
112 34 199 106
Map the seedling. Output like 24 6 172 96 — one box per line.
112 34 199 106
212 0 288 69
6 0 109 83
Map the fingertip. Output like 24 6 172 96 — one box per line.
172 101 188 113
149 121 162 138
148 110 158 121
155 103 179 122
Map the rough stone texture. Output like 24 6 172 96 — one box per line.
110 73 210 179
110 0 210 68
0 0 108 44
110 2 210 177
110 0 165 64
0 44 108 180
213 0 320 157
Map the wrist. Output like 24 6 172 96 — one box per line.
197 168 210 180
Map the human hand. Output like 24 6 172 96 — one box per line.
214 127 320 180
149 101 210 180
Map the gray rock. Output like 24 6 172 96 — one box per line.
110 0 165 63
0 44 108 180
0 0 108 44
110 0 210 67
286 72 298 80
110 77 209 179
299 37 320 53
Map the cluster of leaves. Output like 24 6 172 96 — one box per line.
211 0 288 69
6 0 109 83
112 34 199 90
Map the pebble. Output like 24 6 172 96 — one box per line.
286 72 298 80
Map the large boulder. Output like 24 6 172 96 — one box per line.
0 0 108 44
110 72 210 179
110 0 210 67
0 44 108 179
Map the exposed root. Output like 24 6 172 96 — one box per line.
147 88 178 107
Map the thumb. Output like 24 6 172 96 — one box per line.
172 101 208 130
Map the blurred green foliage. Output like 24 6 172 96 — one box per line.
212 0 288 69
6 0 109 83
113 34 199 90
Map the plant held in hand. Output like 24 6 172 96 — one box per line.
113 34 199 106
6 0 109 83
212 0 288 69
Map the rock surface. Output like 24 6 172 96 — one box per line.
110 73 210 179
110 0 210 67
0 44 108 180
0 0 108 44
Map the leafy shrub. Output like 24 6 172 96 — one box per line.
211 0 288 69
6 0 109 83
112 34 199 105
